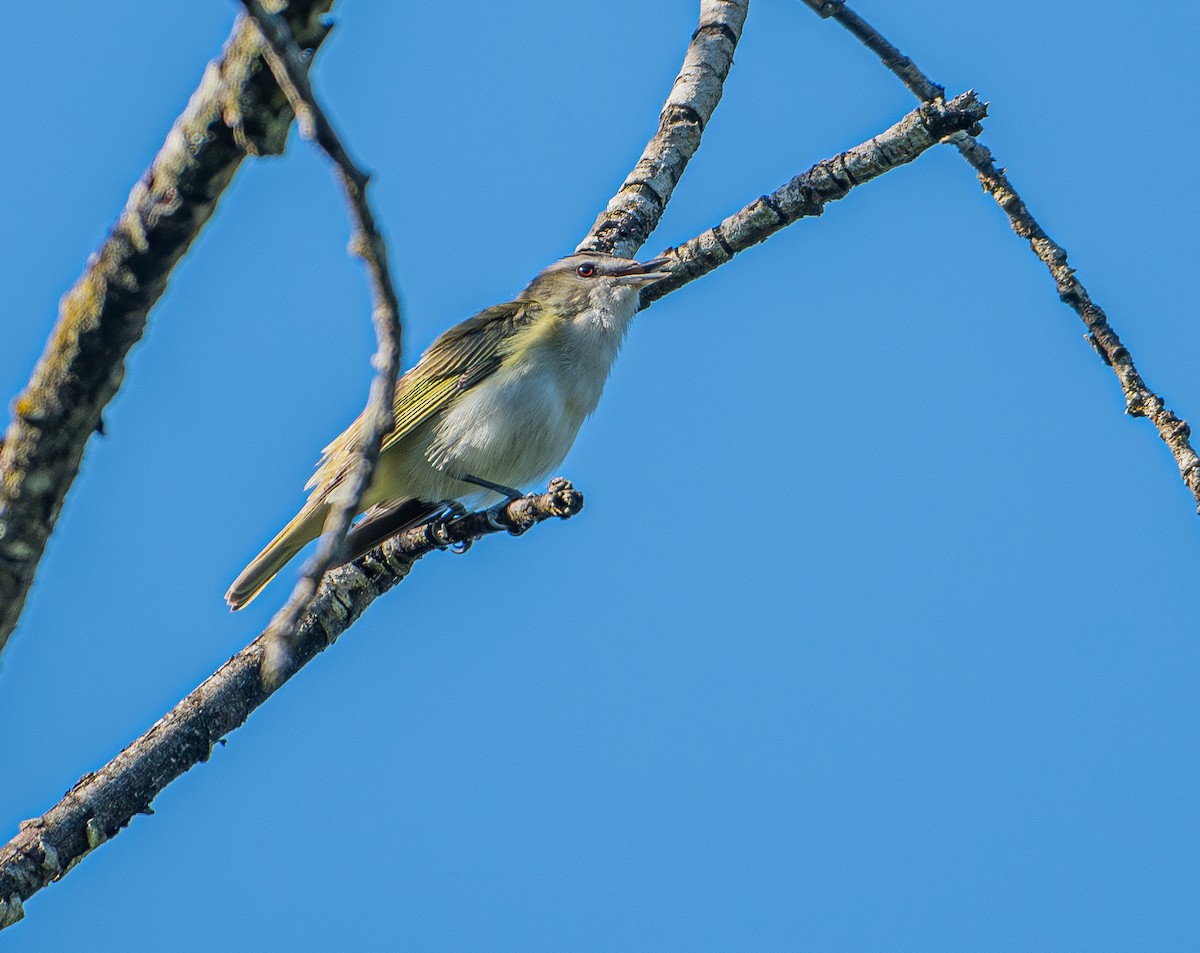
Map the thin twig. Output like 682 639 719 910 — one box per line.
639 92 986 305
0 482 583 929
804 0 941 101
576 0 749 259
802 0 1200 510
238 0 405 684
0 1 336 659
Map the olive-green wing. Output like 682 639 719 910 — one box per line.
305 300 536 497
381 300 536 452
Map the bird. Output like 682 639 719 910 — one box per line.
225 251 671 610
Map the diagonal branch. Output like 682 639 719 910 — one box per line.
577 0 749 259
0 1 336 658
0 482 584 930
0 3 991 929
638 92 986 305
804 0 942 102
0 85 987 922
238 0 404 684
802 0 1200 511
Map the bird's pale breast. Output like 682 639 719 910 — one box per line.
433 302 631 499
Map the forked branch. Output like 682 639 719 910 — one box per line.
0 2 998 929
640 92 986 304
577 0 749 258
803 0 1200 509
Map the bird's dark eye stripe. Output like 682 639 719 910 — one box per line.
576 262 597 278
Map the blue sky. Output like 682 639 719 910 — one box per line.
3 1 1198 949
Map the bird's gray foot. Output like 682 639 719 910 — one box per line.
425 500 472 553
436 500 470 521
480 499 514 532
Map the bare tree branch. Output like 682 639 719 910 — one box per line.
639 92 986 304
577 0 749 259
0 2 991 928
0 78 979 917
0 481 583 930
238 0 404 684
0 1 754 920
804 0 942 101
802 0 1200 511
0 0 337 658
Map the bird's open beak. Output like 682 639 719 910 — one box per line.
611 256 673 286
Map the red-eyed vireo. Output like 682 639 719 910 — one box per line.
225 252 670 609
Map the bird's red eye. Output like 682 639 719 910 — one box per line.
576 263 597 278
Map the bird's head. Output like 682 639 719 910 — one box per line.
518 252 672 317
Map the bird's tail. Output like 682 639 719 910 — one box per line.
225 503 330 611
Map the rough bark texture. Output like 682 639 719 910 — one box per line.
951 137 1200 504
577 0 749 259
0 1 336 656
803 0 1200 510
0 482 583 929
638 92 985 305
